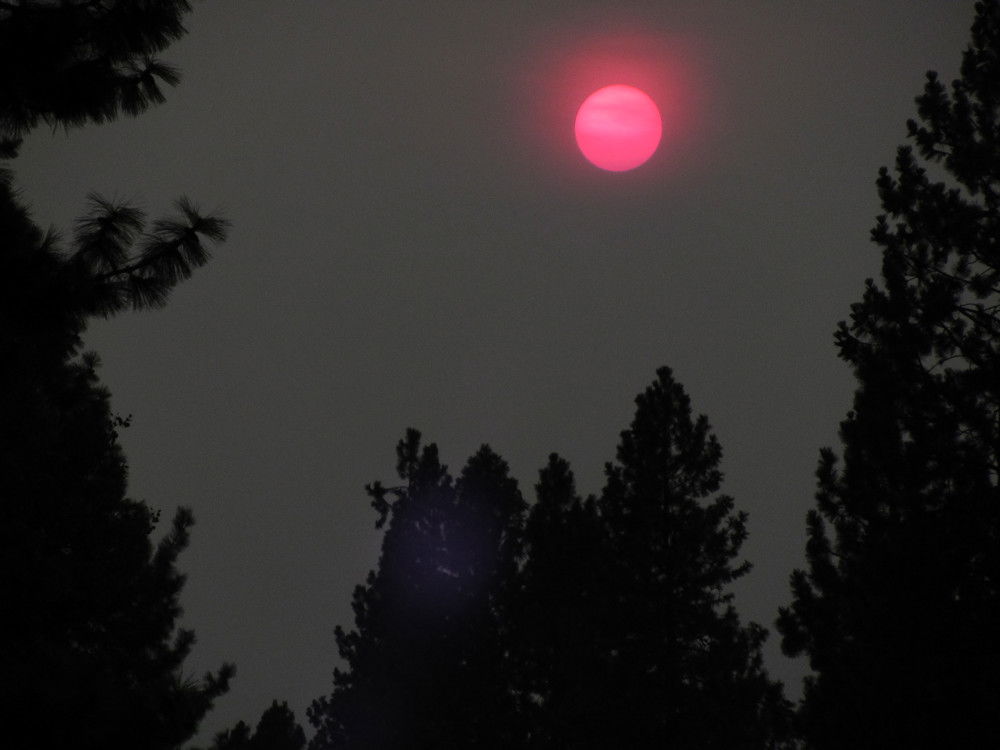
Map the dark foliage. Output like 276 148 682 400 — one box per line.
308 430 527 749
0 2 234 748
0 303 234 747
510 453 609 748
315 369 790 749
595 368 791 749
513 367 790 749
777 3 1000 748
0 0 191 157
209 722 253 750
206 701 307 750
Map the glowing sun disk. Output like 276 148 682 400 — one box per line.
575 85 662 172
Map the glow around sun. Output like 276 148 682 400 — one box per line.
574 85 662 172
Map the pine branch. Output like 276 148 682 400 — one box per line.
90 198 228 310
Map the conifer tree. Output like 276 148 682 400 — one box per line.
207 701 307 750
1 2 234 747
515 368 791 749
596 367 789 748
1 0 191 157
777 3 1000 747
251 701 307 750
511 455 610 749
0 335 233 748
308 430 527 749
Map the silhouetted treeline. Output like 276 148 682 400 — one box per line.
203 701 307 750
776 2 1000 748
5 1 999 749
307 368 794 749
1 3 233 748
310 4 999 749
308 433 529 748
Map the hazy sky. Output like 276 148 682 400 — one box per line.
15 0 975 743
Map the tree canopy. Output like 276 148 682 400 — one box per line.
777 2 1000 747
523 367 790 749
0 0 191 157
1 2 235 747
311 369 790 749
308 430 527 749
206 701 307 750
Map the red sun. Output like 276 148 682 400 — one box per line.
574 85 662 172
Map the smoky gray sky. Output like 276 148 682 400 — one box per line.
14 0 975 743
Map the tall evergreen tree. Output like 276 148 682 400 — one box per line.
0 324 233 748
250 701 307 750
1 2 234 747
510 454 610 749
308 430 527 749
777 3 1000 748
515 368 791 749
206 701 307 750
598 367 789 748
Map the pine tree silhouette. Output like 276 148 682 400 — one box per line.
547 367 790 749
511 454 612 749
0 0 191 156
1 3 234 747
314 371 792 748
777 3 1000 747
308 430 527 749
207 701 307 750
